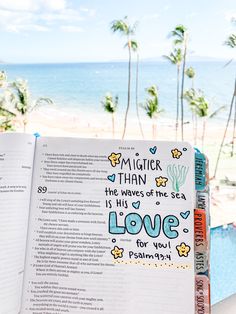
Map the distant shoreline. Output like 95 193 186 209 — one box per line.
1 58 235 66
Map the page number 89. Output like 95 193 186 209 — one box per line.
37 186 47 193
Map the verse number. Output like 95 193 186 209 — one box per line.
37 186 47 193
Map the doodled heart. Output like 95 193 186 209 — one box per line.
180 211 190 219
132 201 140 209
149 146 157 154
107 174 116 182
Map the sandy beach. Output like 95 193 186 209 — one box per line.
20 106 236 228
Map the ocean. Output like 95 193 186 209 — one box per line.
1 61 235 121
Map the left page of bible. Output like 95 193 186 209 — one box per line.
0 133 36 314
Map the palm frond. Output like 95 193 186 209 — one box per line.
142 85 161 119
224 34 236 48
111 16 138 36
209 105 226 119
0 106 16 117
185 66 195 79
101 94 118 114
30 97 53 113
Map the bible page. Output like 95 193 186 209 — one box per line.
0 133 35 314
21 137 195 314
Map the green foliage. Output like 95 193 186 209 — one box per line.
185 67 195 79
0 71 7 87
10 79 53 116
11 79 30 114
0 73 53 132
170 24 188 45
0 117 15 132
111 16 137 36
184 88 208 117
124 39 138 51
163 48 182 66
101 94 118 114
225 34 236 48
184 88 224 119
142 85 162 119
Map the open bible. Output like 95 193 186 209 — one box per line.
0 133 210 314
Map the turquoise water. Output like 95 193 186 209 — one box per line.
211 224 236 304
1 62 235 120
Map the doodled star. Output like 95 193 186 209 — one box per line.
111 246 124 259
108 152 122 167
176 242 191 257
155 176 168 187
171 148 182 159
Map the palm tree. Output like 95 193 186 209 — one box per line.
101 93 118 138
132 41 144 139
214 27 236 178
0 105 15 132
185 67 195 88
142 85 162 139
170 25 188 141
163 48 182 140
111 16 138 139
11 79 53 132
185 88 225 150
0 71 7 88
0 76 16 131
185 67 197 143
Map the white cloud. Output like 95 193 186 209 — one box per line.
40 9 83 23
40 0 66 11
0 0 66 12
0 0 95 33
60 25 83 33
0 0 36 12
6 23 49 33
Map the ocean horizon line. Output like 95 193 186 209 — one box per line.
1 56 234 66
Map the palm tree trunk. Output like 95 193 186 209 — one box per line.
152 119 157 140
23 119 27 133
122 42 132 139
202 118 206 152
180 39 188 141
191 77 196 144
213 78 236 178
176 65 180 141
135 52 144 139
231 92 236 157
194 114 198 145
192 110 195 144
112 113 115 138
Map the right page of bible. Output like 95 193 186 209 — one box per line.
21 138 195 314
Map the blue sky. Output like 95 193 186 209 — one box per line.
0 0 235 63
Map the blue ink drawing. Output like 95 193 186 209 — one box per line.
132 201 140 209
167 164 189 192
149 146 157 154
107 174 116 182
180 211 190 220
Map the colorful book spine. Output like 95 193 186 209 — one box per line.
194 149 211 314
